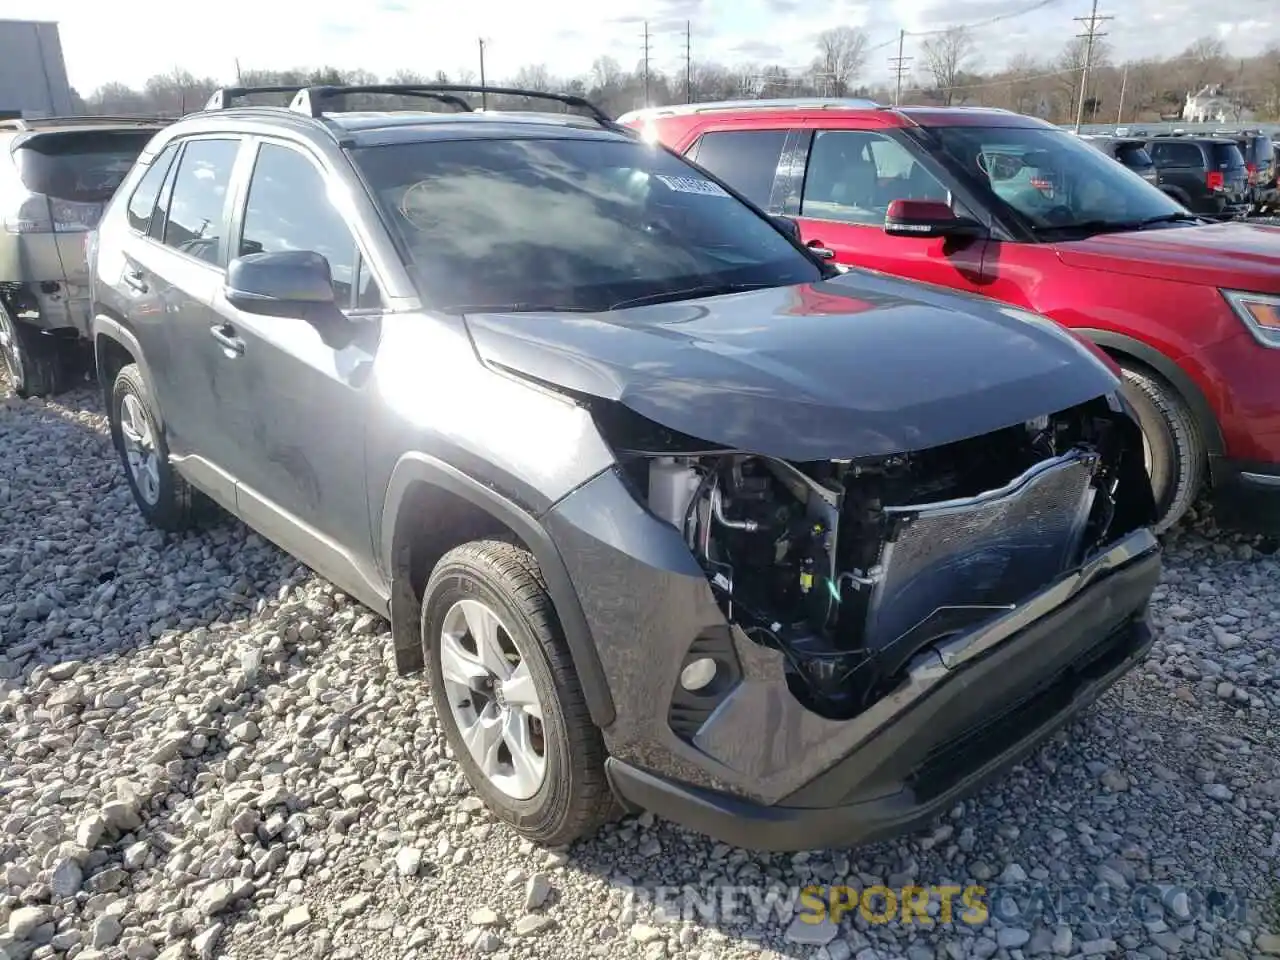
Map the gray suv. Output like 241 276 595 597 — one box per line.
1 116 166 396
89 83 1161 851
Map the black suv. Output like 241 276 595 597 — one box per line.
1078 134 1159 186
1 116 167 396
1144 133 1249 218
1217 130 1276 209
89 83 1161 851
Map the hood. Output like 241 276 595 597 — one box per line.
462 272 1121 461
1056 220 1280 288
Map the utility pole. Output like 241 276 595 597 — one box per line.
1116 62 1128 124
1073 0 1112 132
684 20 692 104
478 38 488 108
234 58 243 84
642 21 651 106
888 30 913 106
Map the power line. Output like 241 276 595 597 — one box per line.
1073 0 1112 131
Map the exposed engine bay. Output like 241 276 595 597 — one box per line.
609 396 1148 720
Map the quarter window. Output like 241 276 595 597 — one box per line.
689 130 788 208
161 139 240 265
239 143 380 309
801 130 950 226
125 143 178 233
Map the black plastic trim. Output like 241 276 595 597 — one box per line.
379 452 617 728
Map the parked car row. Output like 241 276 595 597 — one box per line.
1082 129 1276 218
74 84 1167 851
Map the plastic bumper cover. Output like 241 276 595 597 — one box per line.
603 529 1160 851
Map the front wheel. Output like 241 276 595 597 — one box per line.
1119 362 1205 533
422 540 617 845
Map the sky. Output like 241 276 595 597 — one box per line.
9 0 1279 95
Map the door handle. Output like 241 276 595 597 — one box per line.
209 324 245 356
122 269 148 293
806 240 836 260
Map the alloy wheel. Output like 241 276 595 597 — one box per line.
120 393 161 505
0 306 23 390
438 598 547 800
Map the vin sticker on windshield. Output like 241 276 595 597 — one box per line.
654 174 731 197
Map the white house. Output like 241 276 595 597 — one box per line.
1182 84 1253 123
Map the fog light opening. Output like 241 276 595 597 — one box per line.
680 657 718 692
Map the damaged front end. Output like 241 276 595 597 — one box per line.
593 390 1155 723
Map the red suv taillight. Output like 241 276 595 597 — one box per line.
1206 170 1225 191
1246 162 1258 185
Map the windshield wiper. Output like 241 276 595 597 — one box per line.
609 282 774 310
1130 212 1204 228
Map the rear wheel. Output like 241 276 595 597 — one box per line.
422 540 617 845
1119 362 1205 532
0 302 67 398
109 363 198 531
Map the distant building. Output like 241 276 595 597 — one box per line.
1182 84 1254 124
0 19 75 118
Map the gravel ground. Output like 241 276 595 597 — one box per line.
2 376 1279 960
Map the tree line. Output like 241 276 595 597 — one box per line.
73 28 1280 125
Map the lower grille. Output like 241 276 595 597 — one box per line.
863 448 1099 661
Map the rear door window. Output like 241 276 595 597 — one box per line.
687 130 788 208
160 138 241 267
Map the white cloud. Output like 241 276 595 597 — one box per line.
13 0 1280 94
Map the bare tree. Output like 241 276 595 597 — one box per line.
921 26 977 106
1004 53 1044 115
1181 36 1227 93
1056 35 1112 121
813 26 869 97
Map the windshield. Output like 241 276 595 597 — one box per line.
930 125 1186 235
14 130 156 203
352 137 822 313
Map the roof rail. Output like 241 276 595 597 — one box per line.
203 86 308 110
620 97 880 122
287 83 618 128
0 115 169 131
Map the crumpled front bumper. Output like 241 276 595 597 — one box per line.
544 467 1161 849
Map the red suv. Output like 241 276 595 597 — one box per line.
622 99 1280 531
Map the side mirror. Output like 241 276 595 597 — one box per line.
771 214 801 242
884 199 985 239
224 250 336 314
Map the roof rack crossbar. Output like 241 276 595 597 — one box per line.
204 86 308 110
288 83 617 128
289 85 475 116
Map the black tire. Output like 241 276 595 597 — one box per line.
422 539 617 846
0 303 67 398
1119 362 1205 533
109 363 198 532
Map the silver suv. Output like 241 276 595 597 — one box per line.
1 116 166 396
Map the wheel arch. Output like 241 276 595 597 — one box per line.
380 452 616 729
92 313 162 429
1076 327 1224 459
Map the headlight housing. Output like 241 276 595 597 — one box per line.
1222 290 1280 348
